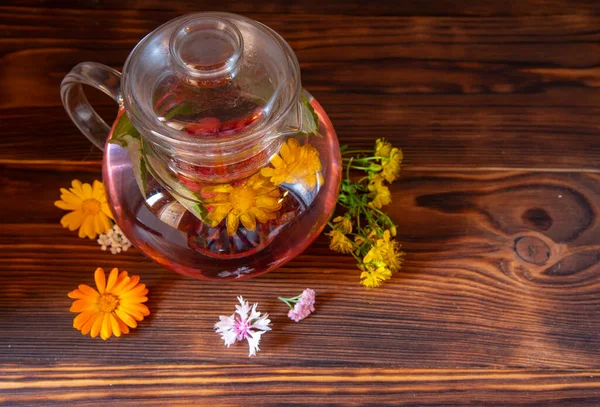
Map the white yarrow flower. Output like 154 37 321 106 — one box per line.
97 234 111 251
97 224 133 254
214 296 271 357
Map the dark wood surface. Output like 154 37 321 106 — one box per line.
2 1 600 405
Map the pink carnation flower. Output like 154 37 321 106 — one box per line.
214 296 271 356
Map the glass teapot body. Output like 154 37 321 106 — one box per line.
61 13 341 280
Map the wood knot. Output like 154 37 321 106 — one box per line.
522 208 553 231
514 236 551 265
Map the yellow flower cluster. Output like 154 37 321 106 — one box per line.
367 177 391 209
367 139 402 209
327 228 354 254
326 215 356 254
332 215 352 234
363 230 402 271
202 138 323 236
360 230 404 288
359 262 392 289
377 139 403 183
331 138 405 289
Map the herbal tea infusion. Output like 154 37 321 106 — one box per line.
61 12 342 279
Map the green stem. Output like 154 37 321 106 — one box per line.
277 297 295 310
361 201 383 230
357 241 370 258
346 157 353 181
363 206 375 225
348 165 372 171
368 205 394 224
368 205 386 216
343 157 379 163
350 251 362 262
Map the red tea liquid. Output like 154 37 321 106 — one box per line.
103 98 341 280
153 78 271 185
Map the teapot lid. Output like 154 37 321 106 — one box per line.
121 12 301 148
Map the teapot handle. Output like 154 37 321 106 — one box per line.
60 62 122 151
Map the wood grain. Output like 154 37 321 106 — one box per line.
2 366 600 406
5 0 600 16
2 1 600 405
2 168 600 369
3 7 600 168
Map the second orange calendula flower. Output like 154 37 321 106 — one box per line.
68 268 149 340
261 138 323 191
201 174 282 237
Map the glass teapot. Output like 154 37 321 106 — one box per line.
60 12 341 280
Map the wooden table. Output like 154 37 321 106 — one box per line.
2 1 600 405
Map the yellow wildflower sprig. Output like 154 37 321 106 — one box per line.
327 139 405 288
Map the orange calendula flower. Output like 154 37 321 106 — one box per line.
55 180 114 239
202 174 282 237
261 138 323 191
68 268 149 340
